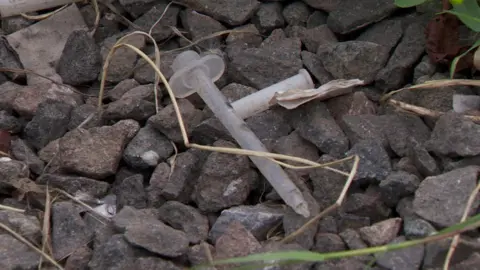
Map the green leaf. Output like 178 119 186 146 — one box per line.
450 38 480 78
445 0 480 31
394 0 428 7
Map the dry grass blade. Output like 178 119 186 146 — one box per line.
387 99 480 123
443 180 480 270
0 222 63 270
38 185 53 270
0 203 25 213
89 0 101 37
20 4 69 20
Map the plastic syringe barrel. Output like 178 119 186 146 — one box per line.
231 69 314 119
191 67 310 217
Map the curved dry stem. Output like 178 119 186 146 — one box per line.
89 0 101 37
443 180 480 270
20 4 68 20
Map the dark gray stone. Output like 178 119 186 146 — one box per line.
375 22 427 91
246 109 292 148
180 8 227 49
383 113 431 157
157 201 209 244
314 233 346 253
10 138 44 175
0 234 40 270
209 204 285 243
0 210 41 244
51 201 95 260
413 166 480 227
124 219 189 257
24 100 73 150
252 2 285 34
358 218 402 246
409 140 440 177
123 125 174 169
317 41 390 84
307 10 328 28
131 3 180 41
375 236 424 270
0 110 22 133
228 30 303 89
112 206 159 232
135 257 183 270
403 216 437 239
175 0 260 26
88 234 136 270
379 171 420 207
286 24 337 53
148 99 204 143
342 193 391 223
302 0 340 12
37 174 109 198
301 51 334 84
357 19 403 52
346 140 392 183
425 112 480 157
118 0 158 18
283 1 311 26
57 30 102 85
103 97 157 122
114 174 147 209
0 37 24 81
133 51 181 84
68 103 104 130
327 0 397 34
105 79 140 101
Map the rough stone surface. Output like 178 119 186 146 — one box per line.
379 171 420 207
346 140 392 183
359 218 402 246
375 236 425 270
413 166 480 227
318 41 390 84
57 30 102 85
88 234 136 270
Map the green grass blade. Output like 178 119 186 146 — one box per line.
449 38 480 78
394 0 428 8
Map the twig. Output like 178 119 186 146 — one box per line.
387 99 480 123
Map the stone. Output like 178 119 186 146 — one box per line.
359 218 402 246
0 37 24 81
191 118 234 145
118 0 158 18
148 99 204 143
252 2 285 34
131 3 180 41
103 97 157 122
301 51 334 84
413 166 480 227
175 0 260 26
133 51 181 84
286 24 337 53
0 210 41 244
37 174 109 198
272 131 320 175
12 83 82 119
100 34 145 83
318 216 338 234
396 196 415 220
57 30 102 85
10 138 44 175
121 84 159 102
0 234 40 269
246 109 292 147
64 246 92 270
124 219 189 257
327 0 397 34
24 100 73 150
0 110 22 133
157 201 209 244
375 236 424 270
122 125 174 169
317 41 390 84
135 257 183 270
209 204 285 243
258 242 315 269
192 140 258 212
375 22 428 91
342 193 391 223
228 30 303 89
425 112 480 157
409 140 441 177
315 258 366 270
356 19 403 52
310 155 351 210
378 171 421 207
383 113 431 157
112 206 159 232
2 16 34 34
325 92 377 122
188 243 216 266
302 0 339 12
339 229 368 250
181 9 227 49
214 221 262 270
51 201 95 260
403 216 437 239
114 174 147 209
307 10 328 28
88 234 136 270
283 1 311 26
158 151 200 202
346 140 392 183
105 79 140 101
314 233 346 253
58 120 139 179
67 104 104 130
